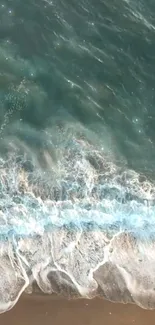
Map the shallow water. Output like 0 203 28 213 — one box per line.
0 0 155 314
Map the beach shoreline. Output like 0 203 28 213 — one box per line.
1 294 155 325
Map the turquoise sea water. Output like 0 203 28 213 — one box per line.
0 0 155 174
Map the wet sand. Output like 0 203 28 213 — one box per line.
1 295 155 325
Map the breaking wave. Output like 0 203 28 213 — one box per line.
0 122 155 313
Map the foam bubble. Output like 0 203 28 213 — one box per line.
0 122 154 312
0 127 153 312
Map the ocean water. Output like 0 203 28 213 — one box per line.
0 0 155 313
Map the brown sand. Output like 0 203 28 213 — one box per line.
0 295 155 325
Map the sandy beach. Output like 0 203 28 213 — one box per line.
0 295 155 325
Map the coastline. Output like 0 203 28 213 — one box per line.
0 294 155 325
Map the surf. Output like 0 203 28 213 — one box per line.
0 125 154 313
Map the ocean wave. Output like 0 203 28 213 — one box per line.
0 128 155 313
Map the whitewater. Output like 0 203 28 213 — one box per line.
0 123 155 312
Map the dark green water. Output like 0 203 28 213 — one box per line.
0 0 155 176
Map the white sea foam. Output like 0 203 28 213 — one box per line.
0 126 154 312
